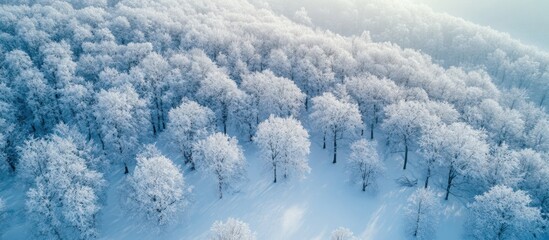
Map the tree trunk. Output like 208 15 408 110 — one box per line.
333 131 337 164
424 165 431 189
323 131 326 149
151 119 157 136
445 166 454 200
218 181 223 199
362 172 367 191
403 144 408 170
273 164 277 183
190 160 196 171
497 224 505 240
413 201 422 237
159 97 166 130
370 122 374 140
222 109 228 134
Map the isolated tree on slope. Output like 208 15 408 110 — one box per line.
331 227 357 240
210 218 256 240
167 100 215 170
94 84 149 174
348 139 384 191
254 116 310 183
125 145 187 225
310 92 362 164
194 133 246 199
382 100 439 170
405 188 440 240
467 185 544 240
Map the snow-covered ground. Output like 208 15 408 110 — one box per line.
2 131 464 240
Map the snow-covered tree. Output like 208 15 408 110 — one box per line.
167 100 215 170
197 69 244 134
21 128 105 239
58 82 96 141
210 218 256 240
464 99 524 147
241 70 305 121
347 139 384 191
484 144 522 188
194 133 246 199
94 84 150 174
526 118 549 152
418 125 444 189
0 86 16 172
4 50 58 134
331 227 357 240
39 41 77 93
437 123 489 200
294 46 336 109
125 145 187 225
467 185 544 240
310 92 362 164
130 52 171 135
382 100 439 170
254 116 310 183
404 188 439 240
517 149 549 215
345 75 400 139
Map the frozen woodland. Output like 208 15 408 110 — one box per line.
0 0 549 239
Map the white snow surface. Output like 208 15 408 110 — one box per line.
1 131 466 239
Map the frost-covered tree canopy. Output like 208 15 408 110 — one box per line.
166 100 215 170
347 139 384 191
125 145 187 226
254 115 310 183
310 92 362 164
193 133 246 199
467 185 544 240
209 218 256 240
404 188 440 240
0 0 548 238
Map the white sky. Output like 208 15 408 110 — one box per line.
411 0 549 50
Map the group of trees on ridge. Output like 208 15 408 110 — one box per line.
0 0 548 239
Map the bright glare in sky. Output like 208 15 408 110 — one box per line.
412 0 549 51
